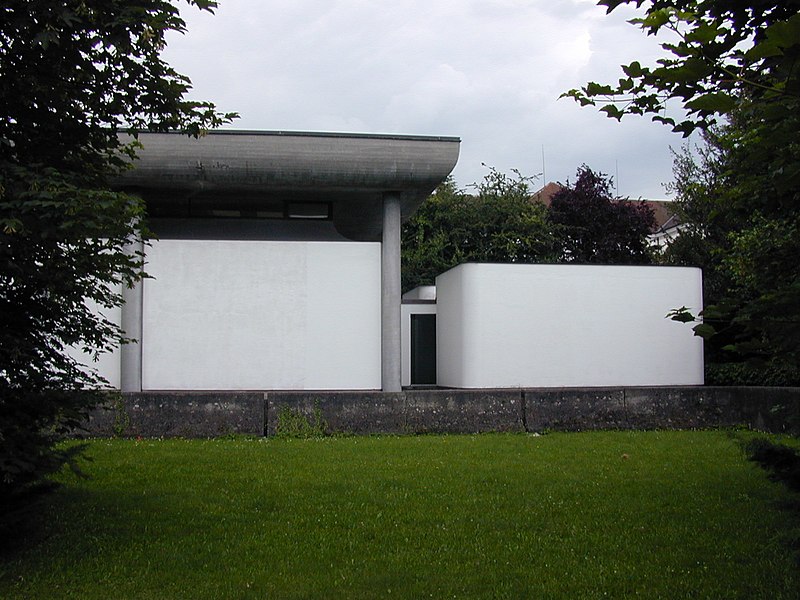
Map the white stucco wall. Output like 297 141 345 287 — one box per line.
436 263 704 388
141 239 381 390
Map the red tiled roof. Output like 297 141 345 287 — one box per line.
530 182 562 207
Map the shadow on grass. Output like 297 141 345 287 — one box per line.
745 437 800 492
0 479 178 581
0 482 61 559
739 435 800 567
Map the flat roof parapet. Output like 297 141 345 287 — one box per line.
115 130 460 241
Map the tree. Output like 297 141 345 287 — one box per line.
658 133 729 306
562 0 800 137
564 0 800 380
0 0 235 524
548 166 656 264
401 169 556 292
663 118 800 382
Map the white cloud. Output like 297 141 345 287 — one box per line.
163 0 686 198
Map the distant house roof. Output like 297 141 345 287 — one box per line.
531 182 679 234
531 181 563 206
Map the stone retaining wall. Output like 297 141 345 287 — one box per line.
82 387 800 438
86 392 264 438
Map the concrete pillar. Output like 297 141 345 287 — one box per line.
381 193 402 392
120 236 144 392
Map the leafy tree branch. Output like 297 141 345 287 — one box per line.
1 0 236 528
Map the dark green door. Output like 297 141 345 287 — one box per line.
411 314 436 385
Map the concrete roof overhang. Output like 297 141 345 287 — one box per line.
114 130 460 242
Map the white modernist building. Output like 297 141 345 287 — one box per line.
433 263 704 388
77 130 704 391
400 265 704 388
87 130 460 392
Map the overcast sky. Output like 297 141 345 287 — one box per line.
163 0 691 199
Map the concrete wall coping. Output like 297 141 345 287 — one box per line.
82 387 800 438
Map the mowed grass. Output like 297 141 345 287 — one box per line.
1 431 799 599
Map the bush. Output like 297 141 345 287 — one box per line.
706 362 800 387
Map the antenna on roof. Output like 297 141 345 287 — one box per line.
615 159 619 197
542 145 546 183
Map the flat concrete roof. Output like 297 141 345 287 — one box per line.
115 130 460 241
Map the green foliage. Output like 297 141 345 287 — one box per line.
563 0 800 137
547 165 656 264
274 404 328 438
402 166 660 292
0 0 235 516
401 169 556 292
110 395 131 438
658 134 732 305
660 113 800 374
705 362 800 388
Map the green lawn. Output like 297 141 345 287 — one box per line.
1 431 799 599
